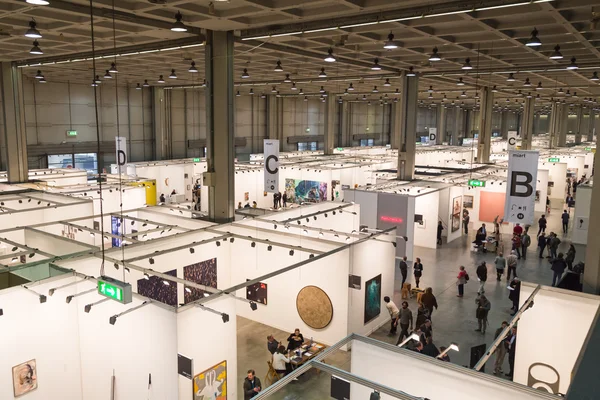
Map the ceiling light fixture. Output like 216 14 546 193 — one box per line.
318 68 327 78
157 75 165 83
171 11 187 32
241 68 250 79
429 47 441 62
372 86 379 93
536 82 543 90
136 83 141 90
319 86 325 93
591 72 599 81
94 75 101 84
291 82 297 90
189 61 198 73
25 19 42 38
169 69 177 79
26 0 50 4
104 70 112 79
383 79 391 87
507 73 516 82
549 44 563 60
299 88 304 94
567 57 578 70
462 58 472 70
324 47 336 62
30 40 43 55
283 74 291 83
109 62 118 73
236 90 240 97
35 70 44 79
460 91 466 97
143 80 150 87
271 85 277 93
348 83 354 91
274 60 283 72
406 66 416 77
456 77 465 86
39 77 46 83
383 32 400 49
371 58 381 71
526 28 541 47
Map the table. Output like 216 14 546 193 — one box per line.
288 340 327 367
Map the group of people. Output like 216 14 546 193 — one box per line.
398 256 423 288
492 322 518 379
272 192 287 209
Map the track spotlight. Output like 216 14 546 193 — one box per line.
318 68 327 78
189 247 195 254
324 47 336 62
171 11 187 32
109 315 117 325
162 280 170 286
216 241 221 247
250 302 258 311
84 304 92 313
169 69 177 79
114 262 119 270
370 391 381 400
274 60 283 72
267 245 272 251
289 249 294 256
462 58 472 70
229 238 235 243
428 47 441 62
526 28 541 47
144 273 150 280
241 68 250 79
66 295 74 304
30 40 43 55
383 32 399 49
25 19 42 38
149 257 155 265
251 242 256 248
309 254 315 258
221 313 230 323
371 58 381 71
302 229 308 235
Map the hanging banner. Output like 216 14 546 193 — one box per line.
507 130 518 150
504 150 539 224
264 139 279 193
115 136 128 174
428 128 437 145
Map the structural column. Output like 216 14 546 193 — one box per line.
500 111 508 139
266 96 282 148
532 113 540 136
476 86 493 163
340 101 351 148
323 95 336 155
520 97 535 150
556 103 568 147
390 102 400 149
396 71 418 180
584 148 600 294
205 30 235 223
589 108 597 142
453 107 461 144
436 105 446 144
152 87 171 160
575 105 583 145
0 62 28 182
548 102 559 148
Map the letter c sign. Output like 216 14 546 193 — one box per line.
266 155 279 174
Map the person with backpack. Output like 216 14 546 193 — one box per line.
456 266 468 297
476 261 488 294
521 229 531 260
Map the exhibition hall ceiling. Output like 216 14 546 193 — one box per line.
2 0 600 108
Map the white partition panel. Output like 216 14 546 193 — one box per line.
413 191 440 249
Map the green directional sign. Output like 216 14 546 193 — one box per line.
585 147 591 151
548 157 560 162
336 147 344 151
66 130 77 137
98 276 132 304
193 158 201 162
468 179 486 187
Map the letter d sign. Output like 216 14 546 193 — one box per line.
115 137 128 170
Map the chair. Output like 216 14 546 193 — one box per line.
264 360 280 386
401 283 410 299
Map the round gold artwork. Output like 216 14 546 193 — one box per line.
296 285 334 329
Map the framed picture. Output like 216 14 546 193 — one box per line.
348 275 361 290
12 359 37 397
452 196 462 215
364 274 381 324
184 258 218 304
244 192 249 202
535 190 541 203
193 360 227 400
463 195 474 209
137 269 177 306
246 280 268 305
451 213 460 232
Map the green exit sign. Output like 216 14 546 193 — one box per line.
193 158 201 162
66 130 77 137
585 147 592 151
548 157 560 162
336 147 344 151
468 179 486 187
98 276 132 304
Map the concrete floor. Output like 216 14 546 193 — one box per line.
235 204 585 399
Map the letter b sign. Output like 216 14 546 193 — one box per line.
510 171 533 197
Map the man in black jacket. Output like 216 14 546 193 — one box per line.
399 256 408 287
243 370 262 400
551 253 567 287
506 327 517 379
537 215 547 237
476 261 488 294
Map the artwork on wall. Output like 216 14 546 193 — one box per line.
479 191 506 223
184 258 218 304
111 216 123 247
244 192 249 201
451 196 462 233
12 359 37 397
535 190 541 203
246 279 268 305
285 179 327 204
348 275 361 290
364 274 382 324
527 363 560 394
193 360 227 400
178 354 193 380
463 195 474 209
576 217 589 230
296 286 334 329
61 224 76 240
331 180 341 201
137 269 177 306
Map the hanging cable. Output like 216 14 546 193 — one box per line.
89 0 106 276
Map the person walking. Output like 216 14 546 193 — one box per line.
437 221 444 246
243 370 262 400
506 250 518 281
463 209 470 235
476 261 488 294
551 253 567 287
548 233 561 260
537 233 547 259
508 278 521 315
395 301 413 344
282 192 287 208
384 296 400 335
420 287 438 321
494 252 506 281
513 223 523 236
493 321 509 375
277 191 283 208
566 244 576 270
561 210 570 234
413 257 423 288
511 234 522 259
506 327 518 379
537 215 547 237
456 266 468 297
475 294 491 334
521 229 531 260
399 256 408 288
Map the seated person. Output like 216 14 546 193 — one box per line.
159 193 166 204
267 335 279 355
272 345 291 376
170 189 177 195
287 328 304 350
473 223 487 247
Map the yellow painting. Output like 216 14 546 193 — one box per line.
193 360 227 400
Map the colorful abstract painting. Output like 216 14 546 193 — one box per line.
193 360 227 400
364 274 382 324
184 258 217 304
285 179 327 204
12 359 37 397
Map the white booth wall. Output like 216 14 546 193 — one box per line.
350 340 551 400
572 185 591 244
413 190 440 249
539 161 567 201
516 283 600 395
548 154 585 180
535 169 549 213
461 183 508 231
